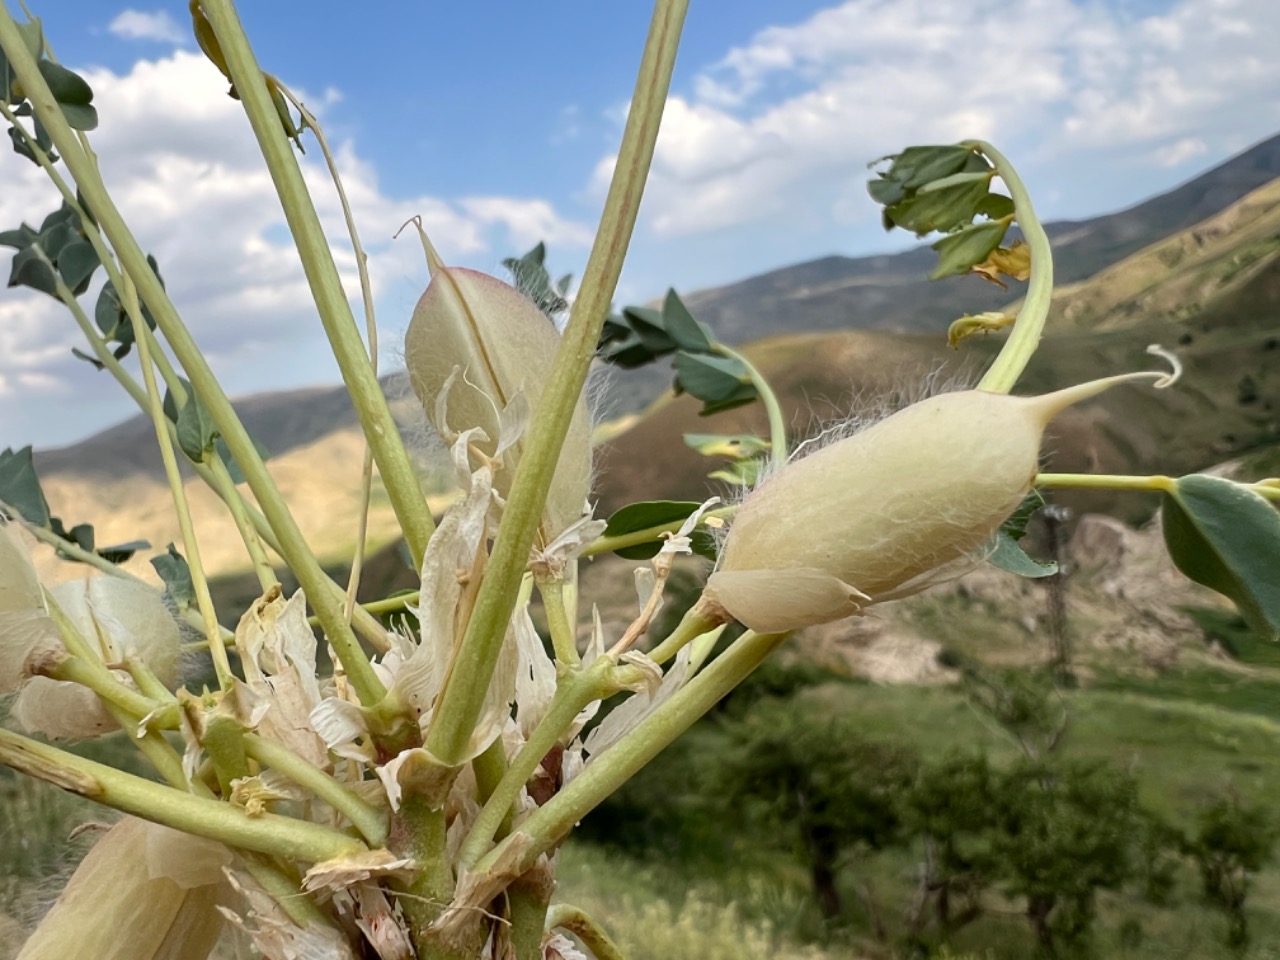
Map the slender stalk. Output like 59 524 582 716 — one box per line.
243 733 389 848
711 342 788 468
508 878 553 960
968 140 1053 394
641 604 721 667
537 576 580 667
128 278 234 689
1035 472 1174 494
208 456 278 591
0 5 386 705
546 904 626 960
582 505 735 558
426 0 688 766
277 85 387 621
0 727 366 862
200 0 434 570
474 629 788 880
43 654 177 728
460 668 608 866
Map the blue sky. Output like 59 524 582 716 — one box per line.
3 0 1280 449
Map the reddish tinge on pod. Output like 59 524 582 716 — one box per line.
404 250 592 546
705 373 1166 634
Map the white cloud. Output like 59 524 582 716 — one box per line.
108 9 186 45
0 51 591 449
608 0 1280 241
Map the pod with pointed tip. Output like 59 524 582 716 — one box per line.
404 265 593 546
705 375 1159 633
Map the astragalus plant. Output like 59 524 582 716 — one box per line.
2 3 1280 959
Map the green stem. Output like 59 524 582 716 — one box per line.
968 140 1053 394
243 734 389 848
582 505 735 558
1035 472 1174 493
537 576 580 667
474 629 787 880
0 5 386 706
711 342 788 468
0 727 367 862
460 668 607 867
425 0 687 768
241 852 343 931
509 878 553 960
208 456 278 592
43 654 177 729
200 0 433 571
128 279 234 690
546 904 627 960
642 604 720 667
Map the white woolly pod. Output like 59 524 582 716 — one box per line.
404 249 593 546
0 522 58 693
705 373 1167 634
17 816 230 960
12 577 181 740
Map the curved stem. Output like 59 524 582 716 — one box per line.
968 140 1053 395
0 727 366 863
425 0 688 767
711 342 788 468
546 904 627 960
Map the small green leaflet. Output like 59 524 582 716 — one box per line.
151 544 195 610
0 446 51 526
683 433 771 460
986 491 1057 579
1162 475 1280 640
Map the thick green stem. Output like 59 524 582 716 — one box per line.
0 4 386 705
200 0 434 571
509 878 553 960
243 733 389 847
711 342 788 468
546 904 627 960
426 0 688 766
969 140 1053 394
474 629 787 880
0 727 366 862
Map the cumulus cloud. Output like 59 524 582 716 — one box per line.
612 0 1280 240
108 9 186 45
0 51 591 449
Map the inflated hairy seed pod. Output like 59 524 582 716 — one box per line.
17 817 230 960
705 375 1161 633
12 577 181 740
404 257 593 545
